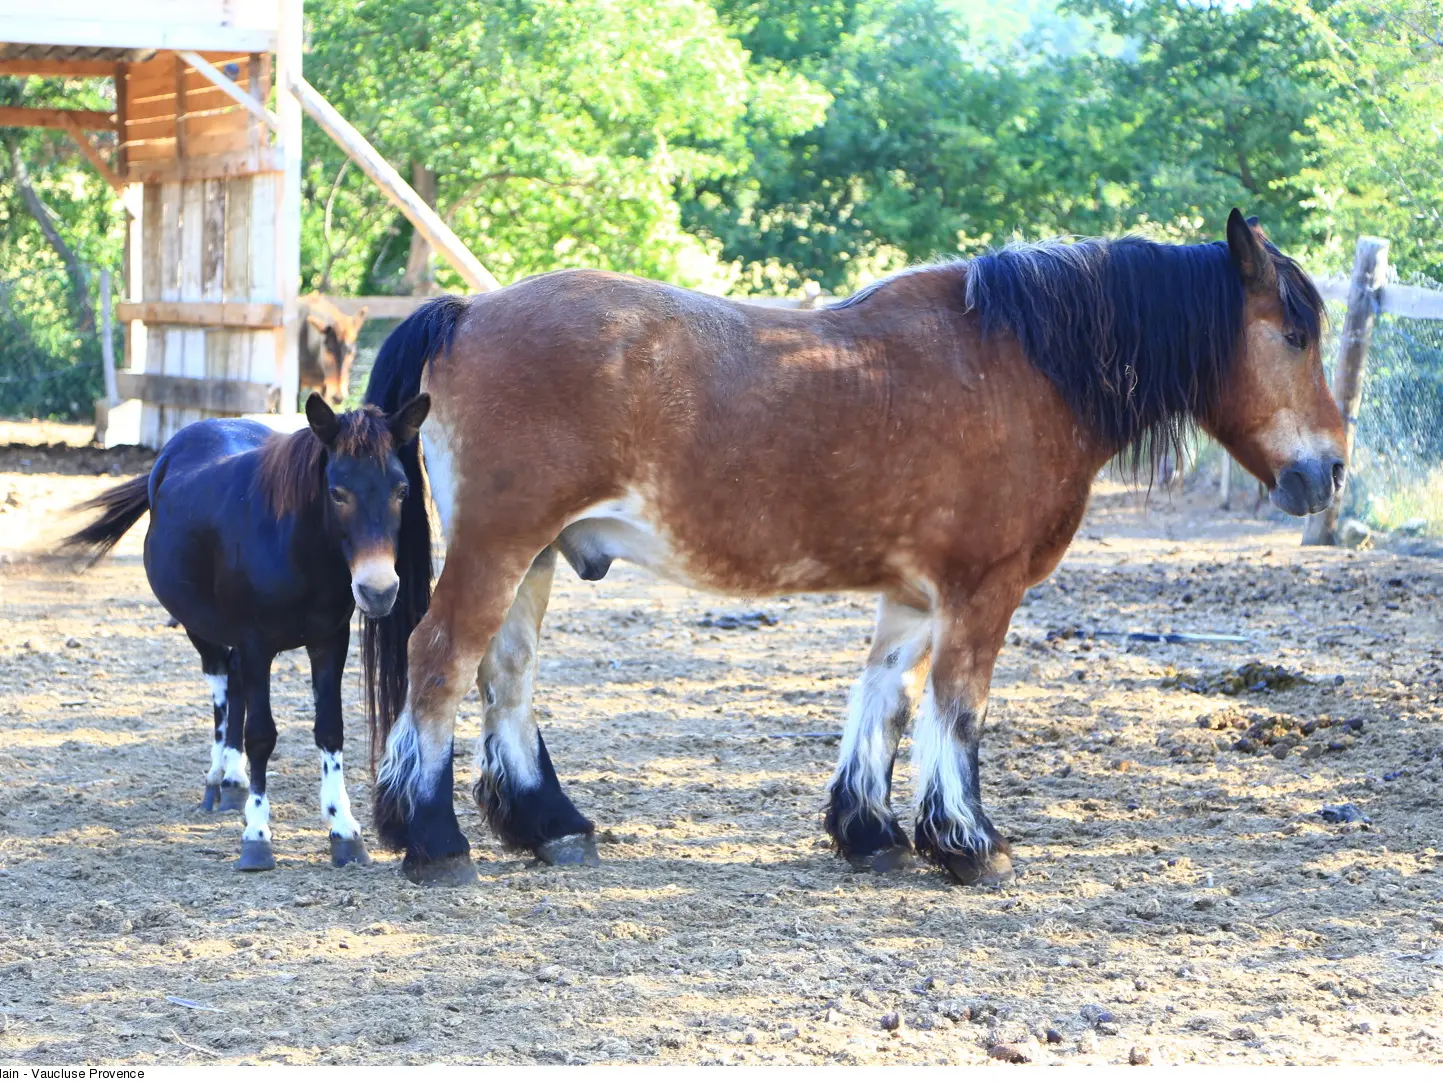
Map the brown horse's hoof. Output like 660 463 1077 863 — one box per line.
402 851 478 886
535 832 601 867
935 845 1014 887
236 839 276 872
329 834 373 867
198 783 222 812
218 783 249 812
846 844 914 873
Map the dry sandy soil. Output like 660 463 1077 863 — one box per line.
1 432 1441 1066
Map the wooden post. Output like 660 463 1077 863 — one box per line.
99 267 118 405
289 75 501 293
1302 236 1389 546
275 0 304 413
1219 452 1231 510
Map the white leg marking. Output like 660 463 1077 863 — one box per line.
319 750 362 840
474 617 543 794
204 673 228 708
242 793 271 842
377 709 448 813
911 684 983 850
204 674 228 784
221 746 248 787
830 600 930 829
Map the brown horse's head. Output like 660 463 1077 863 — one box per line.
305 296 370 407
1206 209 1345 516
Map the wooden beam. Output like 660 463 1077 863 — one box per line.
60 119 142 218
1303 236 1389 547
0 106 115 131
115 300 283 328
176 50 279 133
116 372 278 414
0 59 116 78
0 19 276 55
123 146 283 185
289 76 500 293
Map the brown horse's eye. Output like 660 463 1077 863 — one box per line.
329 486 347 504
1284 330 1308 351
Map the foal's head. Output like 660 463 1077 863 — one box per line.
301 393 430 617
1207 210 1345 516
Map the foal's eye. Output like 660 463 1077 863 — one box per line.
329 486 347 503
1284 330 1308 351
394 483 409 501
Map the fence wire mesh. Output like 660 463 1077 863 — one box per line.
1333 273 1443 538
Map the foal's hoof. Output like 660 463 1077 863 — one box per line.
534 832 601 868
218 783 249 812
329 834 373 868
402 851 478 886
198 783 221 812
236 839 276 872
936 846 1014 887
845 844 914 874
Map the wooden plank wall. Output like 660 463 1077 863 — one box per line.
124 52 283 447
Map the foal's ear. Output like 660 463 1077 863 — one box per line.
305 393 341 446
388 393 431 446
1226 208 1275 291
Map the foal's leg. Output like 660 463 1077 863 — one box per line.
187 632 247 811
376 539 545 885
308 626 371 867
235 646 279 872
911 567 1024 886
472 547 597 866
824 596 931 871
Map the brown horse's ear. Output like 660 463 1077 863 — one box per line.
1226 208 1275 291
350 305 370 330
307 313 331 334
305 393 341 446
388 393 431 446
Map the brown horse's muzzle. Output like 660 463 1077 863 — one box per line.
1271 454 1345 516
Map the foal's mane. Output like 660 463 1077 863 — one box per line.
835 234 1324 474
255 406 394 517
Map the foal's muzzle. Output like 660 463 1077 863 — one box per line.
1271 455 1345 517
352 559 400 617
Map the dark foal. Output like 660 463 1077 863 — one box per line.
63 394 429 870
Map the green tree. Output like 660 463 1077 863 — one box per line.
302 0 820 293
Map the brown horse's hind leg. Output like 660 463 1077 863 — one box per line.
911 568 1024 886
472 547 597 866
824 597 931 871
375 540 544 885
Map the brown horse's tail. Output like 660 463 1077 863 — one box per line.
58 474 151 566
361 295 466 847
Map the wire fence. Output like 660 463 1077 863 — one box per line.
1327 272 1443 538
0 265 119 421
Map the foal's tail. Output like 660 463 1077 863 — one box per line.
361 295 467 803
58 474 151 566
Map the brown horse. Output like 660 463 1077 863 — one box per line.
362 209 1343 886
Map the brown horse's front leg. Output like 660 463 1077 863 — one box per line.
375 544 539 885
911 568 1024 886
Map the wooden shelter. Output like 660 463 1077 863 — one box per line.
1 1 496 447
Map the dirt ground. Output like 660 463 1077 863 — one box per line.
1 433 1441 1066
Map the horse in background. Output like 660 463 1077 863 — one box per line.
300 293 370 407
62 394 429 871
362 208 1342 887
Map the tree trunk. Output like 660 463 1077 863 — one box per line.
7 138 95 333
402 161 438 295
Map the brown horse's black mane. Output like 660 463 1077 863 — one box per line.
834 235 1325 474
255 406 394 517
